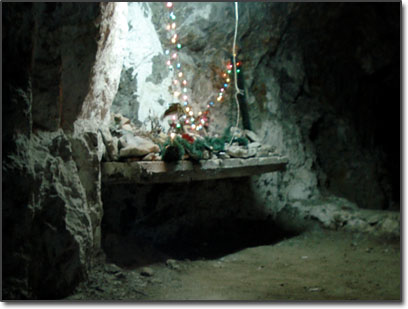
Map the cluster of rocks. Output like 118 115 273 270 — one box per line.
222 126 277 160
99 113 280 163
99 113 164 162
276 196 400 239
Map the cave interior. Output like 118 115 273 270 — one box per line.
2 2 401 301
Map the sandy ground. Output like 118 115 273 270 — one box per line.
66 226 400 301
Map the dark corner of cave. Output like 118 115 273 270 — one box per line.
2 1 401 302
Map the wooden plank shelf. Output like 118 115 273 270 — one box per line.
101 156 288 184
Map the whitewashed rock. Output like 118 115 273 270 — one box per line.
229 126 244 138
140 267 154 277
257 145 276 157
247 147 257 158
202 150 210 160
379 217 399 237
218 152 230 159
142 152 161 161
151 132 168 145
226 145 256 158
114 113 131 127
166 259 180 270
100 127 119 161
111 137 119 159
118 136 128 149
226 145 248 158
248 142 262 149
119 136 160 157
245 130 261 142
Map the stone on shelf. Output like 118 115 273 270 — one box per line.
226 145 256 158
119 136 160 158
244 129 261 142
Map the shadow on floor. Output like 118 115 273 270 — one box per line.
102 218 299 269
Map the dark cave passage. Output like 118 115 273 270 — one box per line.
100 179 299 268
102 216 298 268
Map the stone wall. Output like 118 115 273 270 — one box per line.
3 2 127 299
110 2 399 211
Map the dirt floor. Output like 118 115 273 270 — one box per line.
66 225 400 301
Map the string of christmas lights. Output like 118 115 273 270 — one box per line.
163 2 242 136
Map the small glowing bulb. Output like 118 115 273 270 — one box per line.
166 24 171 30
172 53 177 59
217 97 222 102
183 101 188 106
171 22 176 29
166 60 171 66
227 70 231 74
207 104 210 108
183 95 188 100
209 101 214 106
173 80 178 85
190 117 194 122
224 83 228 87
172 115 177 120
220 88 225 92
178 72 183 77
170 132 176 140
186 107 190 112
237 61 241 66
176 123 181 128
165 49 170 55
177 43 182 49
198 111 202 116
189 111 193 116
226 78 230 83
219 92 223 96
176 63 181 69
174 91 180 98
191 124 196 130
201 119 205 124
169 65 173 70
223 73 227 78
237 69 241 73
182 80 187 85
170 12 176 20
166 2 173 8
183 88 187 93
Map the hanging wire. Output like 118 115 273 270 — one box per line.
228 1 244 147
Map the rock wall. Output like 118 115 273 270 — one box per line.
110 2 399 211
2 1 399 300
111 3 175 130
3 2 127 299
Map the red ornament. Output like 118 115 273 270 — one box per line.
181 133 195 144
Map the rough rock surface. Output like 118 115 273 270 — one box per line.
3 2 126 299
111 2 399 210
79 3 128 127
275 197 400 239
119 135 160 158
3 131 94 299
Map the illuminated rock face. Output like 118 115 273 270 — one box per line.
113 2 399 210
